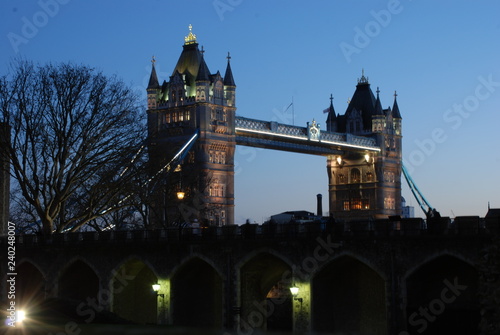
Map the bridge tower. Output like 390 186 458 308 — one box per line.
147 26 236 227
325 72 402 220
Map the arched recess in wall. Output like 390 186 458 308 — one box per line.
16 261 45 306
311 255 387 335
171 257 223 328
405 255 479 335
59 259 99 303
111 258 157 324
239 252 293 333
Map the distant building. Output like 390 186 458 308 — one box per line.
270 210 319 224
401 197 415 218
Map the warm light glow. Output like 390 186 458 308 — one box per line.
336 156 342 165
290 286 299 296
364 154 370 162
176 191 185 200
17 310 25 323
152 284 161 292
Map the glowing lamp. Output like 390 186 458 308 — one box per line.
289 286 299 296
176 191 185 200
152 284 161 292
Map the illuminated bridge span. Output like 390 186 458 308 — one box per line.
145 26 403 225
235 116 380 155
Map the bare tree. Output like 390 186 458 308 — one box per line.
0 60 145 234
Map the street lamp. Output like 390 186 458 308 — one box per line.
176 190 185 200
289 285 302 303
152 283 164 298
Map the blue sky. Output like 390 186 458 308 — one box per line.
1 0 499 223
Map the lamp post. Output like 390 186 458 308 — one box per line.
289 285 302 303
152 283 164 324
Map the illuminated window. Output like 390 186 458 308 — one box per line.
165 113 171 124
384 197 395 210
343 201 350 211
351 198 362 210
362 199 370 209
184 110 190 121
351 168 360 183
366 172 373 182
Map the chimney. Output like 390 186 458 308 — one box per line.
0 122 11 236
316 194 323 217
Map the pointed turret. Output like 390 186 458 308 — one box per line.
325 94 337 132
147 57 160 90
372 87 384 133
196 47 211 82
392 91 402 135
392 91 402 119
223 52 236 86
147 56 160 110
374 87 383 115
224 52 236 107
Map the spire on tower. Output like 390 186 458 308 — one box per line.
392 90 402 119
147 55 160 90
196 47 211 82
374 87 383 115
358 68 369 84
223 52 236 86
184 24 197 45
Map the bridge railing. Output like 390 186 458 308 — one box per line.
7 216 499 248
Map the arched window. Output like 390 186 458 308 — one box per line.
351 168 361 183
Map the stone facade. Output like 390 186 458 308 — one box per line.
3 220 490 334
325 75 402 221
146 27 236 227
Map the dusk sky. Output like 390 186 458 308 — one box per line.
1 0 499 224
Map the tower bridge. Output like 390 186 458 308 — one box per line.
147 27 401 226
2 26 495 335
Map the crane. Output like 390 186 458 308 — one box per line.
402 164 441 219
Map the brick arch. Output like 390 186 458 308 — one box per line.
170 256 224 328
403 251 475 281
58 258 99 303
403 254 479 335
311 254 387 334
110 255 161 279
110 258 157 324
238 251 294 333
169 253 224 280
311 250 387 282
16 260 45 306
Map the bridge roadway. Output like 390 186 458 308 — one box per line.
235 116 380 156
2 217 496 334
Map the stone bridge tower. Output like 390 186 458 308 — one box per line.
325 72 402 221
147 26 236 227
